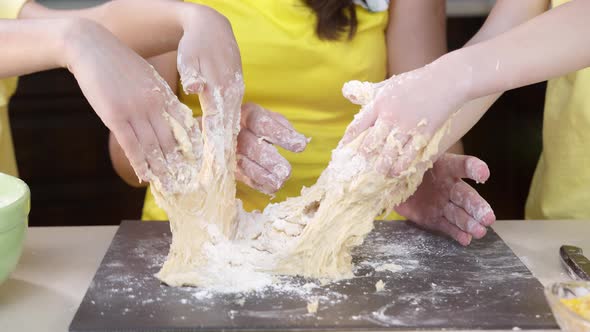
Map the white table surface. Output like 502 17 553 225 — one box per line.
1 220 588 332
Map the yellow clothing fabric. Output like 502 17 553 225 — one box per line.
0 0 28 177
142 0 396 219
525 0 590 219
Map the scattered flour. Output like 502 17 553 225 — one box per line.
375 263 403 273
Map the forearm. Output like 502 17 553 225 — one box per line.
442 0 590 102
0 18 72 77
387 0 456 151
387 0 446 75
19 0 203 59
463 0 549 48
438 0 550 151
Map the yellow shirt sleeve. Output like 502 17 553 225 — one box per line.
0 0 28 102
524 0 590 219
0 0 28 176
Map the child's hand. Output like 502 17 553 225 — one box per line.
18 3 250 188
63 19 191 186
394 153 495 246
236 103 308 194
341 61 471 177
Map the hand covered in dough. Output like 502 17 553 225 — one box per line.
63 20 195 189
176 5 241 97
394 153 495 246
17 2 245 188
236 103 309 194
340 61 470 177
174 8 310 194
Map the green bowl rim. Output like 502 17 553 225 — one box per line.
0 173 30 232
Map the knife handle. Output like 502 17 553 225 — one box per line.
560 245 590 281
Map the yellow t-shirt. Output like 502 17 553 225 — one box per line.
0 0 28 177
525 0 590 219
142 0 392 219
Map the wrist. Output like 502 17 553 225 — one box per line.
177 3 228 32
58 18 104 73
175 2 199 31
47 18 81 70
431 51 475 105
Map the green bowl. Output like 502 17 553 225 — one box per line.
0 172 30 285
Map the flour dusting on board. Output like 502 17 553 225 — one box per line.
73 221 556 331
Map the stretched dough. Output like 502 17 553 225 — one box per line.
150 78 449 290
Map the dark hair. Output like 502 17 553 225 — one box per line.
304 0 358 40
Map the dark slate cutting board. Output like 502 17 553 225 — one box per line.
70 220 558 332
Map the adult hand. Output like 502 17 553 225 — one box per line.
236 103 308 194
394 153 495 246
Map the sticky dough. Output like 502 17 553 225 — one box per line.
151 78 450 291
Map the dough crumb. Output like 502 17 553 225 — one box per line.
307 298 319 314
375 280 385 292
